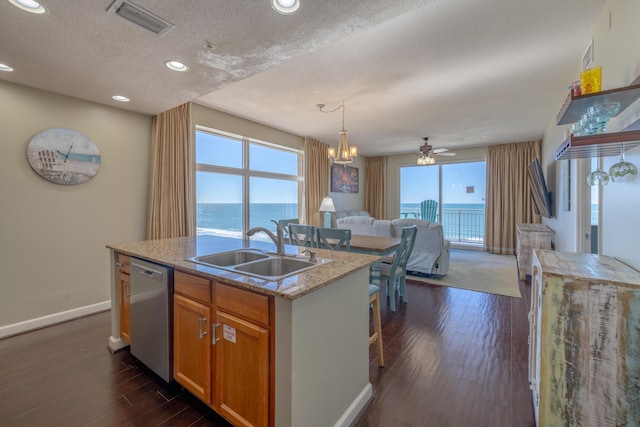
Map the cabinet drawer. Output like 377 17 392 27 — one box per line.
216 283 270 326
175 270 211 305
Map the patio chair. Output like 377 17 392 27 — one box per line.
420 199 438 222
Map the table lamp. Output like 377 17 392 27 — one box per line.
319 196 335 228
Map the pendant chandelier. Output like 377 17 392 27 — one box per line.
318 100 358 165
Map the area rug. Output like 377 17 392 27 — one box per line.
407 249 521 298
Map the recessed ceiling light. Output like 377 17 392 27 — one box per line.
0 63 14 72
8 0 46 14
271 0 299 14
165 60 188 72
112 95 130 102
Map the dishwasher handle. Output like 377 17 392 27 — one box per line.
131 262 165 281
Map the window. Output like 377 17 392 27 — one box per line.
195 128 303 240
400 161 486 245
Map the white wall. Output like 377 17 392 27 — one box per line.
191 103 304 152
541 0 640 269
0 81 151 331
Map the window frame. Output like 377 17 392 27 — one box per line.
194 126 305 237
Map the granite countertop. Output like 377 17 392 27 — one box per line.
107 235 379 300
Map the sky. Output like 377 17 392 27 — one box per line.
196 131 300 204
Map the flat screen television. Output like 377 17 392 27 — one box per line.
527 158 553 218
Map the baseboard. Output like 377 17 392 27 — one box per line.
0 301 111 339
334 383 373 427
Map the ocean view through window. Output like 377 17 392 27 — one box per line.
400 161 486 245
195 128 303 240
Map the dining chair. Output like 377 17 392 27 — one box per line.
288 224 316 247
278 218 299 239
369 284 384 367
380 226 417 311
316 227 351 250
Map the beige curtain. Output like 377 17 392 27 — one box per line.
305 137 331 227
365 156 385 219
485 140 541 254
146 103 194 240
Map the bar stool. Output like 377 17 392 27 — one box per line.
369 284 384 367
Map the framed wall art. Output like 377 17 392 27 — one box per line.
331 164 359 193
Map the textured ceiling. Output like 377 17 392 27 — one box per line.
0 0 606 156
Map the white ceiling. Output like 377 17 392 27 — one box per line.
0 0 605 156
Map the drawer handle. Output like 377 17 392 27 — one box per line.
124 283 130 299
198 317 207 339
116 262 129 268
211 323 220 345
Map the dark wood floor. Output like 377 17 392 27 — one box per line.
0 278 535 426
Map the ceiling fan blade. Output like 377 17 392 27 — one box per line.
435 152 456 156
432 148 449 154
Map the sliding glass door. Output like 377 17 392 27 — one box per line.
400 161 486 245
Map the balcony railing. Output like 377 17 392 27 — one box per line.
441 208 485 243
400 208 485 244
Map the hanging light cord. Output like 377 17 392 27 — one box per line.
317 100 346 130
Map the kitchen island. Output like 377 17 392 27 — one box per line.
107 235 379 427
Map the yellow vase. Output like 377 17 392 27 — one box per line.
580 66 602 94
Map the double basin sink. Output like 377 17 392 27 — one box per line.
187 249 328 281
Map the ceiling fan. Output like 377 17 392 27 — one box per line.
417 137 456 165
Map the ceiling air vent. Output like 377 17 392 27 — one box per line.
107 0 174 36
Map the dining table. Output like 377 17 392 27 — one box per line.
330 233 401 296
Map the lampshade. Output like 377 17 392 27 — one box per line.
417 154 435 165
319 196 336 212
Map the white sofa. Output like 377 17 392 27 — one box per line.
330 210 372 228
336 216 450 276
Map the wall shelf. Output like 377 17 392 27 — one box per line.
556 83 640 125
555 83 640 160
555 130 640 160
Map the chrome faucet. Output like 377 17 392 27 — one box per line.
247 219 286 256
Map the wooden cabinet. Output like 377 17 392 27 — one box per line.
173 272 211 403
214 283 271 427
516 223 553 281
116 253 131 344
529 249 640 426
173 271 273 427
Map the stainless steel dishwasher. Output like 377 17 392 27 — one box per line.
130 257 173 382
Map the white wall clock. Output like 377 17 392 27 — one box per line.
26 128 101 185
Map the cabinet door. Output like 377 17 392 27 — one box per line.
117 254 131 344
174 293 211 404
214 311 269 427
119 271 131 344
528 262 542 425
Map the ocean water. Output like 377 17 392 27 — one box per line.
197 203 298 238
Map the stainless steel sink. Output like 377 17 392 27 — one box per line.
234 257 316 280
190 249 268 267
187 249 328 281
